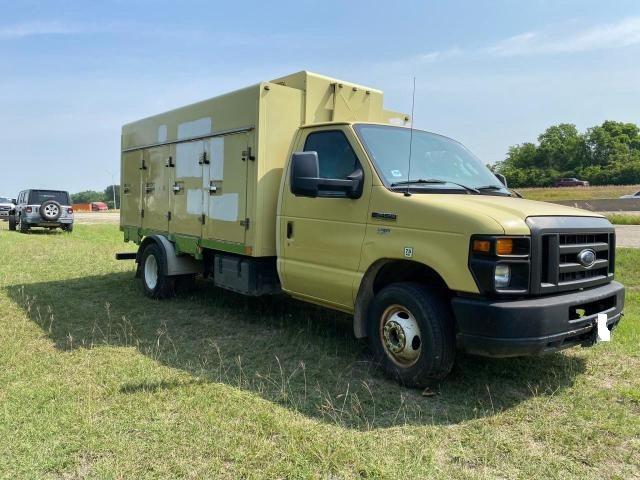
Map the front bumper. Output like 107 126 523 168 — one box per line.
452 281 625 357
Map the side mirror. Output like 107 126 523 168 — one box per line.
290 152 320 197
11 199 16 204
290 152 364 199
495 173 507 187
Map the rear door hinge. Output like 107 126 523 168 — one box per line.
198 151 209 165
240 218 250 229
242 147 255 161
201 214 206 225
140 208 144 218
167 211 172 221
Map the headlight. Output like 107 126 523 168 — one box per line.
494 264 511 288
469 235 530 295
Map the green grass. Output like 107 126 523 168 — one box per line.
605 214 640 225
0 224 639 478
519 184 640 202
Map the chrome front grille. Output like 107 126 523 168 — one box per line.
527 217 615 295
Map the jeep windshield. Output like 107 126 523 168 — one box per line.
354 124 510 195
28 190 70 205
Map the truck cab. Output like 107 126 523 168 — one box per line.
119 72 624 387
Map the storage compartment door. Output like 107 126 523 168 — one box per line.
121 150 144 228
170 140 205 238
141 145 170 233
203 132 248 245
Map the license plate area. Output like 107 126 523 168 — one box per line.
569 295 616 321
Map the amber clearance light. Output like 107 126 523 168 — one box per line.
472 239 491 253
496 238 514 255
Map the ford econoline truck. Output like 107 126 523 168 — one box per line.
118 71 624 387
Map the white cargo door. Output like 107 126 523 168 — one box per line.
202 133 249 245
170 140 205 238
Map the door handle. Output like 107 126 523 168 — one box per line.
286 221 294 239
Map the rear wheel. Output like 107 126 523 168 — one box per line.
8 215 16 231
62 224 73 233
140 243 175 299
367 282 455 387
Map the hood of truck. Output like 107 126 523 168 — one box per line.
370 187 605 236
416 194 602 234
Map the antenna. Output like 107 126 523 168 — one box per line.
405 77 416 197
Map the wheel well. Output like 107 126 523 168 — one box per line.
353 259 450 338
372 260 448 294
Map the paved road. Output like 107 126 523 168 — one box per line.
74 212 119 224
614 225 640 248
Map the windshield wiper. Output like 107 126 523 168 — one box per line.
476 184 521 197
390 178 480 194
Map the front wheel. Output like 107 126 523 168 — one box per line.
140 243 175 299
19 216 30 233
367 282 455 387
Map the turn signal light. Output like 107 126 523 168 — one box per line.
473 240 491 253
496 238 514 255
67 207 73 214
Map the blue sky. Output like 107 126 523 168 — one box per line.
1 0 639 195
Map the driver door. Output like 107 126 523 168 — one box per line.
279 126 372 309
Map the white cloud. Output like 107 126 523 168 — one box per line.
488 16 640 56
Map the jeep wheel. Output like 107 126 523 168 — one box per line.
8 214 16 231
140 243 175 299
62 224 73 233
367 282 455 387
19 216 30 233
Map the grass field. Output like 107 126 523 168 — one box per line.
605 213 640 225
0 225 638 478
519 185 640 202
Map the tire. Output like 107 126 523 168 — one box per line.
62 224 73 233
367 282 455 387
140 243 175 299
40 200 62 221
8 215 16 231
19 216 30 233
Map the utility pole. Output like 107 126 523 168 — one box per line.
107 170 117 210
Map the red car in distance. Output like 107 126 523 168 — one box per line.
554 178 590 187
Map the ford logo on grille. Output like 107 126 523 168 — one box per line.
577 249 597 268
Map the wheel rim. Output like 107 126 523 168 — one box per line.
44 204 58 217
379 304 422 367
144 254 159 290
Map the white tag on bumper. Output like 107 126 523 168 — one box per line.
596 313 611 342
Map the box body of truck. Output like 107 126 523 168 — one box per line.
121 71 407 261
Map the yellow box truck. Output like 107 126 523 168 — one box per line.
119 71 624 387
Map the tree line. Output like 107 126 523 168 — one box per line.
493 121 640 188
71 185 120 209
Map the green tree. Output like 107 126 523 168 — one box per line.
104 185 120 209
536 124 586 172
71 190 103 204
584 121 640 166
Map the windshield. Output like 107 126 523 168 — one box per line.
28 190 70 205
0 197 11 203
354 124 507 193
